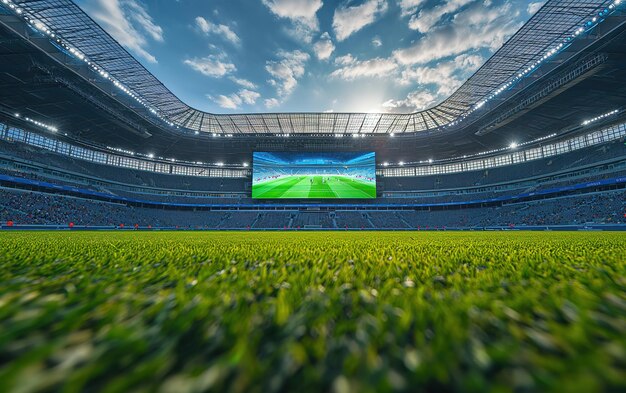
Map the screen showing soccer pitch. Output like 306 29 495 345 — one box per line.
252 152 376 199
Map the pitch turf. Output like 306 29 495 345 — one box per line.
252 175 376 199
0 231 625 392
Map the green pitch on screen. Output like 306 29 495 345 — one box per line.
252 175 376 199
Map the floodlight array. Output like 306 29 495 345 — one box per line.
582 109 620 125
13 113 58 132
0 0 176 129
453 0 624 127
380 132 560 167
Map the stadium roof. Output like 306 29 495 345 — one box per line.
0 0 623 135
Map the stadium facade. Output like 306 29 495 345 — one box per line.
0 0 625 229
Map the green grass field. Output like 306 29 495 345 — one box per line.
252 175 376 199
0 231 625 392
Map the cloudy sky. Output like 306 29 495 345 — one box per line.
75 0 545 113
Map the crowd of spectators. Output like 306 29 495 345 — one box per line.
2 136 625 208
1 188 624 229
253 212 295 228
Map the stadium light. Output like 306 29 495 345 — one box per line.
383 162 389 167
399 161 404 166
217 162 224 167
509 142 518 149
242 162 248 167
461 0 625 125
23 116 58 132
14 113 19 118
428 159 433 164
581 109 620 126
148 154 154 158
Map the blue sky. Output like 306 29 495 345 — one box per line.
76 0 545 113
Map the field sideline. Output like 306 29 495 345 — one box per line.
0 231 624 392
252 175 376 199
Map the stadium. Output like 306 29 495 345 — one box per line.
0 0 625 391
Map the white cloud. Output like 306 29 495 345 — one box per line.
184 55 236 77
229 77 257 89
262 0 323 42
527 1 545 15
399 53 484 96
264 98 280 109
372 36 382 47
388 52 485 113
313 32 335 60
334 54 356 66
238 89 261 105
397 0 427 17
408 0 475 33
195 16 240 45
266 50 310 97
262 0 323 25
394 2 521 65
210 89 261 109
331 56 397 80
212 94 242 109
125 0 163 42
80 0 163 64
333 0 388 41
455 53 484 73
382 90 437 113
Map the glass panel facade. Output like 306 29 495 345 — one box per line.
1 121 625 180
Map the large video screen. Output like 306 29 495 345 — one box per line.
252 152 376 199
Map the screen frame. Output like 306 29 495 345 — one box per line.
251 152 377 200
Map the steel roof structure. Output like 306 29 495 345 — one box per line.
0 0 622 135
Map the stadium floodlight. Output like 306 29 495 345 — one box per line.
399 161 404 166
390 133 395 137
14 113 19 117
23 116 58 132
581 109 620 126
148 154 154 158
509 142 518 149
428 159 433 164
243 162 248 167
383 162 389 167
217 162 224 167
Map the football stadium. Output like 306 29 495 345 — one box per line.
0 0 625 391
